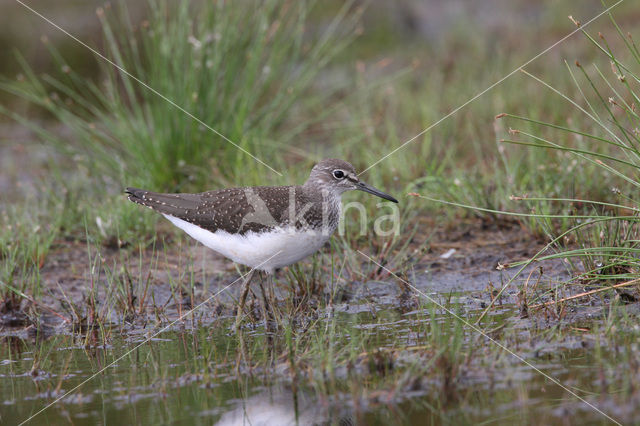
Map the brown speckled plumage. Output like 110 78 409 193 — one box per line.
126 184 340 235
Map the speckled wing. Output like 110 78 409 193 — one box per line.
126 186 306 235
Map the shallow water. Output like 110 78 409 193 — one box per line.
0 286 629 425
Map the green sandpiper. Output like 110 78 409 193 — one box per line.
126 158 398 325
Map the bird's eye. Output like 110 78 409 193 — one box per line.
333 170 345 179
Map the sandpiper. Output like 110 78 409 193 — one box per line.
126 158 398 325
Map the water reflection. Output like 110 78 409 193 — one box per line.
216 388 351 426
1 335 27 357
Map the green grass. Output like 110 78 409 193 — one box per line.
497 12 640 295
1 0 360 191
2 0 636 249
0 192 63 314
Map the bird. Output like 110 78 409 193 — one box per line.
125 158 398 327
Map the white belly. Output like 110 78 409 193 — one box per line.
163 215 332 273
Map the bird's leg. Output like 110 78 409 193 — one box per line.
258 273 271 328
235 269 256 330
260 272 282 332
235 325 247 375
266 273 282 330
258 285 271 331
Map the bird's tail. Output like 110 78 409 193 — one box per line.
125 187 203 217
125 187 149 206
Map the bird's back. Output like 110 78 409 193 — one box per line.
125 185 340 235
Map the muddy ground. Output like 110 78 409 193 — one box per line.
5 216 627 366
1 219 571 330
